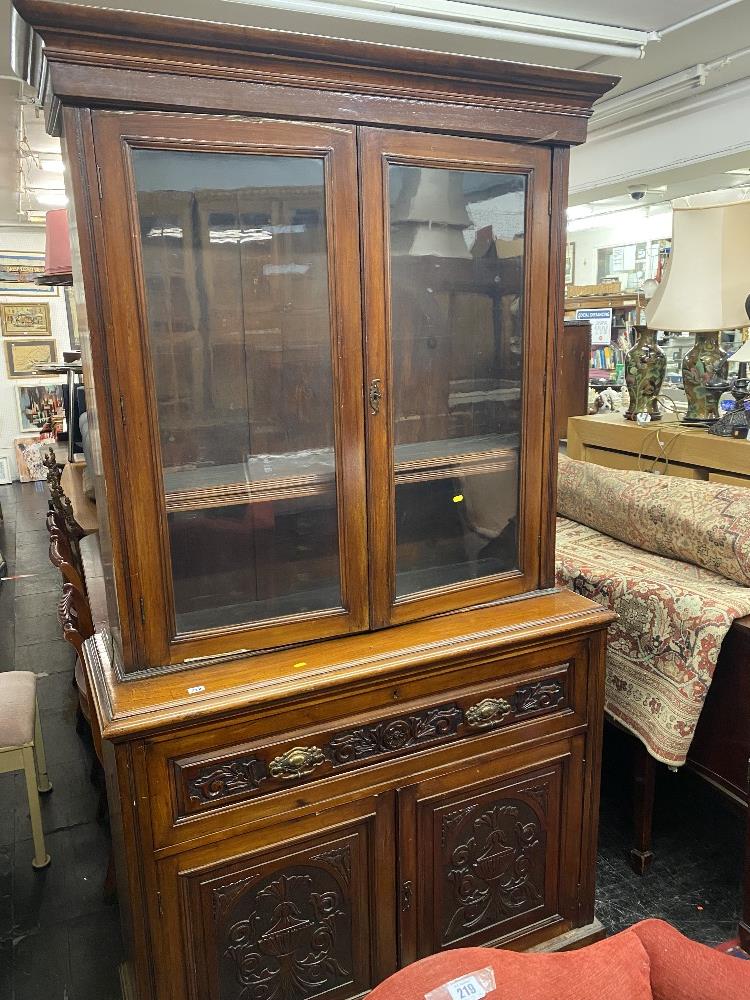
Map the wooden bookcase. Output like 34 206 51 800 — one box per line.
14 2 617 997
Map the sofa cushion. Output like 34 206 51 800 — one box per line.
630 919 750 1000
558 453 750 587
368 932 653 1000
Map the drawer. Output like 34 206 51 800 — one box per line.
144 637 592 851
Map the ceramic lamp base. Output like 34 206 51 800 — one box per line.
624 327 666 422
682 331 728 421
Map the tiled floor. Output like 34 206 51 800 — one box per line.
0 482 123 1000
0 480 746 998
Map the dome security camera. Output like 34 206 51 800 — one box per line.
627 185 647 201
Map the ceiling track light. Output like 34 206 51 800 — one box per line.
221 0 652 59
592 46 750 129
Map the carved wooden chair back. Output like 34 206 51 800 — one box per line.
58 582 103 762
43 449 84 573
58 581 94 656
48 525 85 594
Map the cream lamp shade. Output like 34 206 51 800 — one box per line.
729 337 750 364
645 189 750 332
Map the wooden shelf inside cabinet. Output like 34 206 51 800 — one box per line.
163 435 520 512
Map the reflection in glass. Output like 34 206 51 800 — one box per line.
132 149 341 630
388 164 526 597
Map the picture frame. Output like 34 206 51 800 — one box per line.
64 286 81 351
1 301 52 336
0 250 53 296
4 339 58 378
565 242 575 285
14 436 49 483
15 382 65 434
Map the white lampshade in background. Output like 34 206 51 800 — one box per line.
391 168 471 227
729 337 750 364
645 189 750 332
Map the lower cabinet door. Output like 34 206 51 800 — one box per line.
161 794 396 1000
398 737 584 963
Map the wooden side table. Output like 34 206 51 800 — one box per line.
567 412 750 486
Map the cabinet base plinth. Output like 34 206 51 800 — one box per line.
526 919 606 953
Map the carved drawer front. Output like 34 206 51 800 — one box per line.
179 799 392 1000
398 739 583 962
171 662 572 822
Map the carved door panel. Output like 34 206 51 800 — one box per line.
173 795 396 1000
398 738 584 963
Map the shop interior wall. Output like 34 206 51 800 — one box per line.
569 211 673 287
0 225 72 480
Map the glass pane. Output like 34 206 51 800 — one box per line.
388 164 525 598
132 149 341 631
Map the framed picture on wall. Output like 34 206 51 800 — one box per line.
0 251 53 296
565 242 575 285
1 301 52 336
4 339 57 378
15 382 65 434
64 286 81 350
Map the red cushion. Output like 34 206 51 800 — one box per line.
370 933 653 1000
630 919 750 1000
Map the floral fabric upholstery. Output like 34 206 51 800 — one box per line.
556 459 750 766
558 453 750 587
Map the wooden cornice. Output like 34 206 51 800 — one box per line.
12 0 618 142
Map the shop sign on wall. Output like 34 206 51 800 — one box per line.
575 307 612 345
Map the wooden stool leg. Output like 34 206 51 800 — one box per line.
33 702 52 794
22 746 50 869
629 738 656 875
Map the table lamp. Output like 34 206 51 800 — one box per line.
645 189 750 421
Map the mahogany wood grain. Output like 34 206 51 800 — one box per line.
15 0 617 147
359 127 551 626
89 111 369 666
13 3 619 992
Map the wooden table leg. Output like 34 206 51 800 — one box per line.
629 737 656 875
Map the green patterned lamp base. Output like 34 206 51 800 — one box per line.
682 331 728 421
624 327 666 422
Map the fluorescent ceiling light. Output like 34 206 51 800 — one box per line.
726 167 750 176
591 46 750 130
566 206 648 233
39 158 64 174
566 204 592 221
32 190 68 207
222 0 651 58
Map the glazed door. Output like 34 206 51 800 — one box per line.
397 739 584 963
91 112 369 666
159 795 396 1000
359 129 552 626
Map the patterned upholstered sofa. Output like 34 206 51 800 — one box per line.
555 455 750 944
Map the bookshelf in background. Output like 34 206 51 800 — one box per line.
564 285 644 382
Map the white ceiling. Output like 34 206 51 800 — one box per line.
464 0 722 32
1 0 749 224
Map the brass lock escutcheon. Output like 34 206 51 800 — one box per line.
268 746 326 780
465 697 512 729
369 378 383 414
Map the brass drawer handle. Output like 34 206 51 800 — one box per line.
268 746 326 780
465 697 512 729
